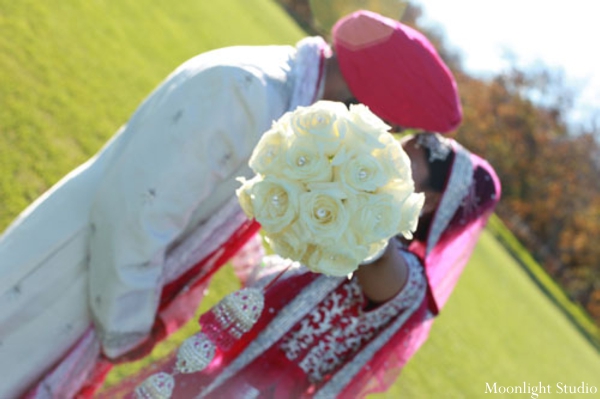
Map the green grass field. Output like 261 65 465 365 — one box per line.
388 228 600 398
0 0 305 231
2 0 599 397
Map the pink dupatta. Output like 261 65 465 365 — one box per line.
96 137 501 398
339 138 502 397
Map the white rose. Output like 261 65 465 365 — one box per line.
266 221 310 262
334 149 388 193
235 176 262 219
347 192 403 243
364 239 389 261
344 104 389 151
270 110 293 132
305 181 348 200
342 229 372 262
373 133 413 182
348 103 391 133
303 241 362 277
249 127 289 176
298 189 350 243
397 192 425 239
281 135 333 183
290 101 348 156
380 179 414 206
251 176 303 234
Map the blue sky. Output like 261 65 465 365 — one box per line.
412 0 600 130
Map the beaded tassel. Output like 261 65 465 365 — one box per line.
134 288 265 398
135 372 174 399
200 287 264 351
175 332 216 374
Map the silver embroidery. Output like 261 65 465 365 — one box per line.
460 181 480 224
281 252 426 383
426 145 474 255
135 372 175 399
175 332 216 374
211 288 264 339
315 253 427 398
198 274 343 397
237 384 260 399
280 281 364 382
416 133 452 162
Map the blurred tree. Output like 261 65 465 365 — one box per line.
309 0 407 32
456 65 600 324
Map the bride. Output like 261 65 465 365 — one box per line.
98 132 501 398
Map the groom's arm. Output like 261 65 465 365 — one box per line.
88 63 281 359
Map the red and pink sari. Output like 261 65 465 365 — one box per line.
95 137 501 398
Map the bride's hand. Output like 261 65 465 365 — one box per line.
355 239 409 303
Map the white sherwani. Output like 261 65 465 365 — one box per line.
0 37 326 398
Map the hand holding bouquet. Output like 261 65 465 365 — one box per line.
237 101 423 276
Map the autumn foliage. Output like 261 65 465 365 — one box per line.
278 0 600 325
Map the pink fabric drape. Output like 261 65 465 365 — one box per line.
92 140 502 398
23 219 261 399
411 151 501 315
95 255 428 399
332 148 501 397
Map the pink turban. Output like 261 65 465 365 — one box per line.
332 10 462 133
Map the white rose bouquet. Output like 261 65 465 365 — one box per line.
236 101 424 277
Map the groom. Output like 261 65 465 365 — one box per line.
0 10 461 398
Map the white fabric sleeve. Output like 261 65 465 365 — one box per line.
88 63 285 358
0 127 126 294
